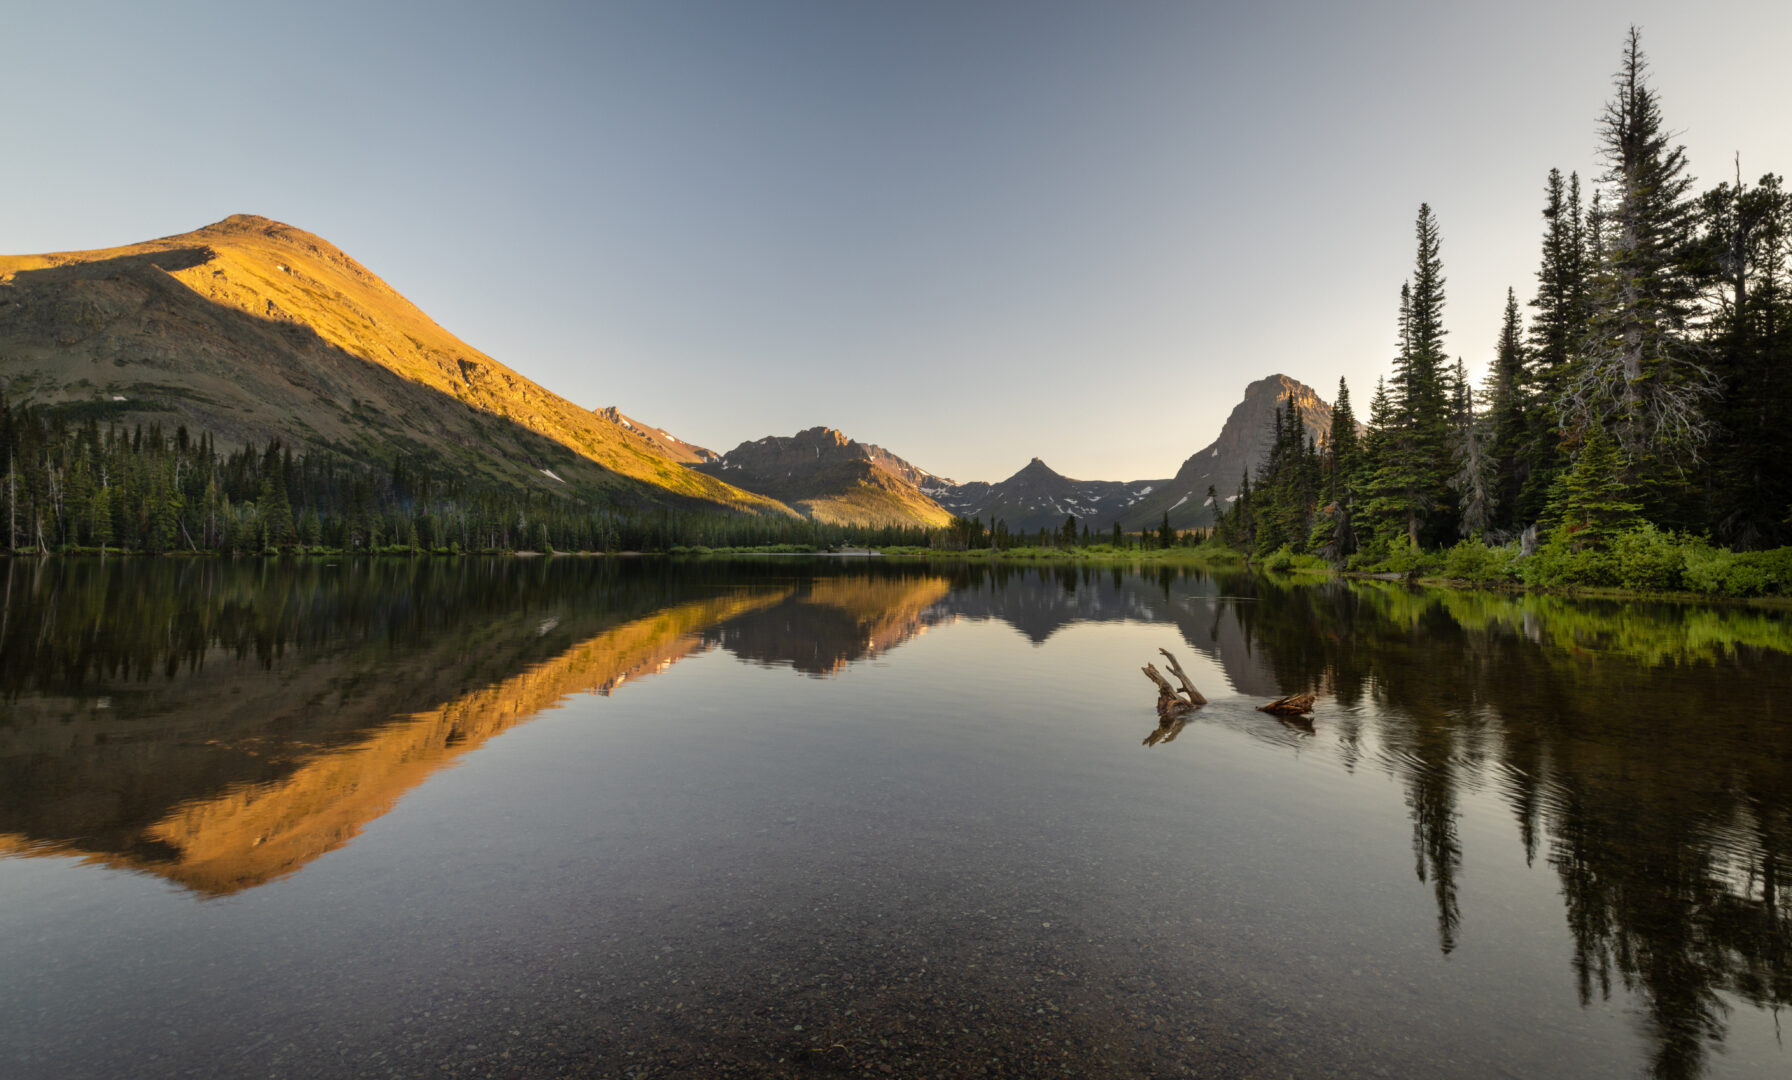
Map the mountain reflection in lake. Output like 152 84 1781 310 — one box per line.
1 558 1788 1079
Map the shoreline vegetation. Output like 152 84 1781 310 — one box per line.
10 535 1787 609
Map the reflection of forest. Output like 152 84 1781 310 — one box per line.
3 559 1787 1077
0 558 788 895
929 564 1792 1078
1217 578 1792 1080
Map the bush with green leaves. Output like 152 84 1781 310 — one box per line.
1610 524 1682 590
1443 539 1520 584
1522 528 1618 588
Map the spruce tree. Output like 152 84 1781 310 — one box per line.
1695 169 1792 547
1572 28 1713 477
1484 289 1528 530
1321 377 1359 556
1365 206 1454 549
1528 170 1587 395
1560 426 1643 550
1450 357 1494 537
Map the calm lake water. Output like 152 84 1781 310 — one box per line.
1 557 1789 1079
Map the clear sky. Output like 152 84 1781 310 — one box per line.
4 1 1788 483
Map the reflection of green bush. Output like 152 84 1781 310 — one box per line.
1340 576 1792 663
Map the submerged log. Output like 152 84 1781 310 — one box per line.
1256 691 1317 716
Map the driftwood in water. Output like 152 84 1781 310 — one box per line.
1142 647 1205 723
1256 691 1317 716
1156 648 1206 706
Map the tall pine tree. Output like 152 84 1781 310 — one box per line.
1571 28 1713 488
1365 206 1454 549
1484 289 1529 531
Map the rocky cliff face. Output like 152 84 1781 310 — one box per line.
593 406 717 464
920 375 1337 533
0 215 785 515
1125 374 1337 529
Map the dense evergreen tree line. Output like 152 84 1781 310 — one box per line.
0 395 932 556
1216 29 1792 590
937 511 1210 552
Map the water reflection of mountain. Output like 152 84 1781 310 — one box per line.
931 563 1285 696
1209 578 1792 1080
0 559 788 895
4 558 1788 1078
702 574 953 675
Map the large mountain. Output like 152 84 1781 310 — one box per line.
0 215 786 515
1122 374 1337 530
693 426 953 527
924 458 1165 535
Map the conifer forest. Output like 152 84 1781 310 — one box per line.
1213 29 1792 595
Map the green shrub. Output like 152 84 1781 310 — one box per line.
1522 528 1618 588
1375 543 1443 576
1612 524 1682 591
1741 547 1792 594
1444 538 1519 584
1681 540 1774 596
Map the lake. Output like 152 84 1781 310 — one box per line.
1 557 1788 1079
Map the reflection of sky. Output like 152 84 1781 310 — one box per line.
2 566 1789 1077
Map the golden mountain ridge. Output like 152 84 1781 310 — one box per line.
0 214 791 515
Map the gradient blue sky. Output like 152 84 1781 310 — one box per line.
5 1 1789 483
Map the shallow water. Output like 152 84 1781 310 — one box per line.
1 557 1788 1079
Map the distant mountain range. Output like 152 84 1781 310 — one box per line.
0 216 1339 532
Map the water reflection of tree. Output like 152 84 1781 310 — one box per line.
1232 578 1792 1079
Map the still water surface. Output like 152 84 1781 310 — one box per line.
1 558 1788 1078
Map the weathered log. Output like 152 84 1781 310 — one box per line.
1141 661 1180 700
1256 691 1317 716
1142 663 1200 721
1157 648 1207 706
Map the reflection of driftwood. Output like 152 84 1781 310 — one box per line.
1270 712 1316 735
1256 692 1317 716
1141 649 1204 748
1143 717 1187 747
1142 648 1205 722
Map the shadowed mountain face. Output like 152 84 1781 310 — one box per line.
693 426 953 527
0 215 788 515
1124 373 1337 529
